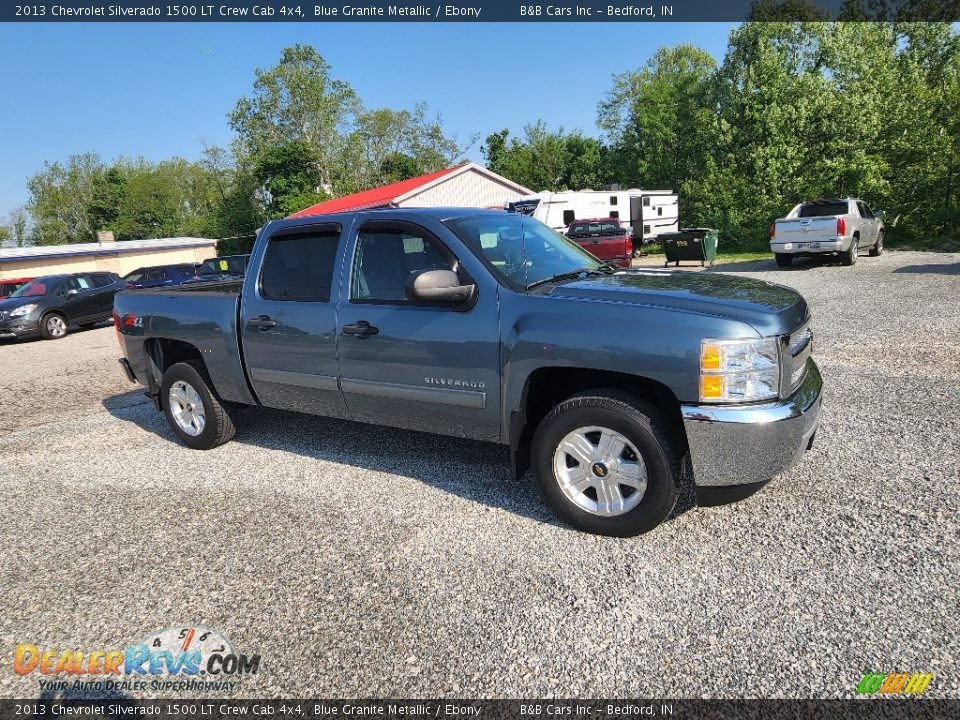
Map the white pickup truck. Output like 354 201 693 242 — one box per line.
770 198 885 267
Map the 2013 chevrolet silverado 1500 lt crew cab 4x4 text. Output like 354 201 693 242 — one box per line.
114 209 822 536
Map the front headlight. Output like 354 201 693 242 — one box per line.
700 337 780 403
9 303 38 318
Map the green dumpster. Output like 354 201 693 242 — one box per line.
660 228 719 268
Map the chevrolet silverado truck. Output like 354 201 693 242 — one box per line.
770 198 885 267
114 209 822 537
564 218 632 268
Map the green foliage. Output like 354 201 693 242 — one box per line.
482 122 609 191
26 153 104 245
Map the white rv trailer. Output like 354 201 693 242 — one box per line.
505 189 679 245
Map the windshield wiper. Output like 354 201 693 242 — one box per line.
526 263 620 290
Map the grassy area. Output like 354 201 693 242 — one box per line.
884 233 960 253
635 243 771 263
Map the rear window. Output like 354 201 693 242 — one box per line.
569 221 621 234
260 232 340 302
798 202 848 218
91 273 113 288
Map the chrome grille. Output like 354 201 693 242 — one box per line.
783 324 812 394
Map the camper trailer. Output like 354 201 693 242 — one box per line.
505 188 679 249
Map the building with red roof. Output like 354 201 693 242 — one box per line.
288 163 532 218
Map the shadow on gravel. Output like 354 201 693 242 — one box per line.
892 262 960 275
102 396 698 531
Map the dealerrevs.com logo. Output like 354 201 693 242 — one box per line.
14 626 261 693
857 672 934 695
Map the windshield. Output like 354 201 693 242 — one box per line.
9 278 54 298
444 214 601 290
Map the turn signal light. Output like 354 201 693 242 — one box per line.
701 344 722 370
701 376 723 400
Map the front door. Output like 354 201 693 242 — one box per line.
337 220 501 442
59 275 100 323
239 223 349 418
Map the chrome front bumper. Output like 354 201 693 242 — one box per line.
681 358 822 489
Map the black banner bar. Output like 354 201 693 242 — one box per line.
2 700 959 720
3 0 960 23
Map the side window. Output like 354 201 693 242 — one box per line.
642 197 651 207
352 227 455 303
562 210 576 226
610 210 620 219
260 231 340 302
861 202 874 218
91 274 112 288
657 207 663 216
609 196 618 206
856 202 867 218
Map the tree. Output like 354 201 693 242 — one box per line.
252 141 329 217
599 45 720 194
482 123 607 191
26 153 104 245
8 208 29 247
229 44 362 194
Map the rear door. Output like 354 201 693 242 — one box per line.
239 222 349 418
90 273 119 317
336 218 501 442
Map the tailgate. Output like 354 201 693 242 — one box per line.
774 217 837 241
573 234 631 264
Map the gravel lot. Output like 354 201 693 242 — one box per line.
0 250 957 699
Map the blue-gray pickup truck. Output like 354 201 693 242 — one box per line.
113 208 822 536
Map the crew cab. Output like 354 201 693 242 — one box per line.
564 218 632 268
771 198 885 267
114 209 822 537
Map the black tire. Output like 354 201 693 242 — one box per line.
869 231 884 257
774 253 793 267
39 312 69 340
841 236 859 266
160 360 236 449
531 390 681 537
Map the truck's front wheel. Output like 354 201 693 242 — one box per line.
532 391 680 537
161 361 236 450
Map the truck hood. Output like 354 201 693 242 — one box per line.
547 269 808 336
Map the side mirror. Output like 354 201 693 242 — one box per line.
66 289 79 296
874 210 886 219
405 269 475 306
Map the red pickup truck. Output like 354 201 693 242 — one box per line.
564 218 632 268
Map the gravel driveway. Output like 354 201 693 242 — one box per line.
0 250 957 699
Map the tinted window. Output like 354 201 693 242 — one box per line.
91 273 113 288
798 202 848 217
62 276 92 293
642 197 651 207
858 202 874 218
352 228 455 303
175 264 196 276
610 196 618 206
260 232 339 302
562 210 576 226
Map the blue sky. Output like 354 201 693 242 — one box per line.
0 22 736 219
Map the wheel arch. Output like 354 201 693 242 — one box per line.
142 338 206 407
509 366 686 479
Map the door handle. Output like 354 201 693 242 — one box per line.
250 314 277 330
342 320 379 338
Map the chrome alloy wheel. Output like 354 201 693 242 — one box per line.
553 425 647 517
46 315 67 337
168 380 206 437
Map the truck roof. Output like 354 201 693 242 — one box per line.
264 206 510 232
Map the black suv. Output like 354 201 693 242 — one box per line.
0 272 124 341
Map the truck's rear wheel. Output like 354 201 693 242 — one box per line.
161 361 236 449
774 253 793 268
841 237 859 266
532 391 680 537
